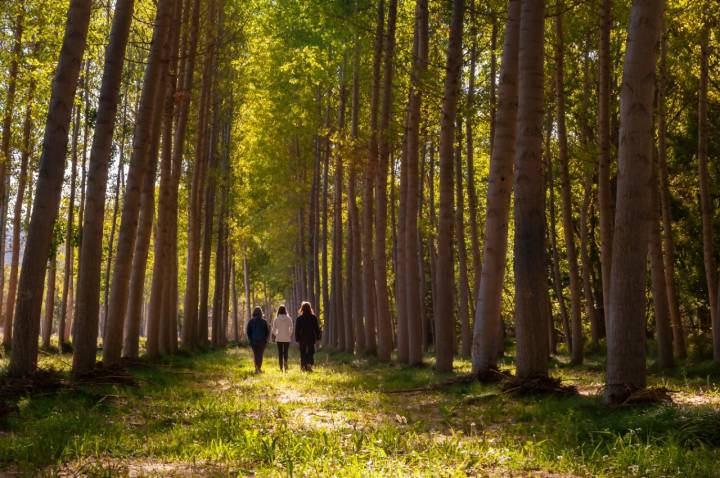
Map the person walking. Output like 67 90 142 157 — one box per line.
295 301 321 371
246 307 269 373
272 305 293 371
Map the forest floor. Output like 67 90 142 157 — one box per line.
1 345 719 477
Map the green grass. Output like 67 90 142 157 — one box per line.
1 346 719 477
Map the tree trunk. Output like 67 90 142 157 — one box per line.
604 0 663 405
9 0 93 376
374 0 398 362
0 13 23 340
435 0 464 372
554 2 583 364
103 0 176 367
514 0 548 380
349 50 364 354
362 0 384 355
597 0 613 326
657 28 685 358
455 116 471 359
697 23 717 351
649 148 674 369
41 257 58 349
122 70 166 358
404 0 428 366
4 80 34 347
471 0 520 376
466 1 482 302
58 104 81 351
333 64 347 351
72 0 136 375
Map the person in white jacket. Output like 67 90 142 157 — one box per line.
272 306 294 371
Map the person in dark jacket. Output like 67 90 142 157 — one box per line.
294 301 321 371
246 307 269 373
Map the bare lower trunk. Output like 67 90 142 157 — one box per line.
455 116 471 359
435 0 464 372
374 0 398 362
362 0 384 355
513 0 548 380
697 23 717 351
72 0 136 375
597 0 613 326
41 258 58 348
649 150 674 369
604 0 663 405
471 0 520 376
657 29 685 358
405 0 428 366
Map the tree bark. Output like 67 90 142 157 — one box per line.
404 0 428 366
471 0 520 376
554 2 583 364
455 116 471 359
435 0 464 372
649 148 674 369
9 0 93 376
362 0 384 355
374 0 398 362
4 79 34 347
41 257 58 349
597 0 613 326
697 22 717 349
657 27 685 358
604 0 663 405
513 0 548 380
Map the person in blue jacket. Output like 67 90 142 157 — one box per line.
246 307 270 373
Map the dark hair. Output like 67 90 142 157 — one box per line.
298 301 314 316
277 305 287 316
252 306 263 319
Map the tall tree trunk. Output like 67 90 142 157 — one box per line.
604 0 663 405
0 12 23 339
73 0 137 374
597 0 613 326
405 0 428 366
123 72 166 358
9 0 93 376
455 116 471 359
374 0 398 362
697 22 717 349
4 80 34 346
514 0 548 380
103 0 176 367
58 104 81 351
649 148 674 369
554 2 583 364
435 0 464 372
231 258 239 343
333 63 347 351
471 0 520 376
182 0 214 351
466 0 482 302
321 109 330 343
41 257 58 348
243 256 251 336
362 0 384 355
349 50 364 354
657 27 685 358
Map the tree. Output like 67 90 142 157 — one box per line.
9 0 94 376
604 0 664 405
513 0 548 380
72 0 137 375
472 0 520 377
